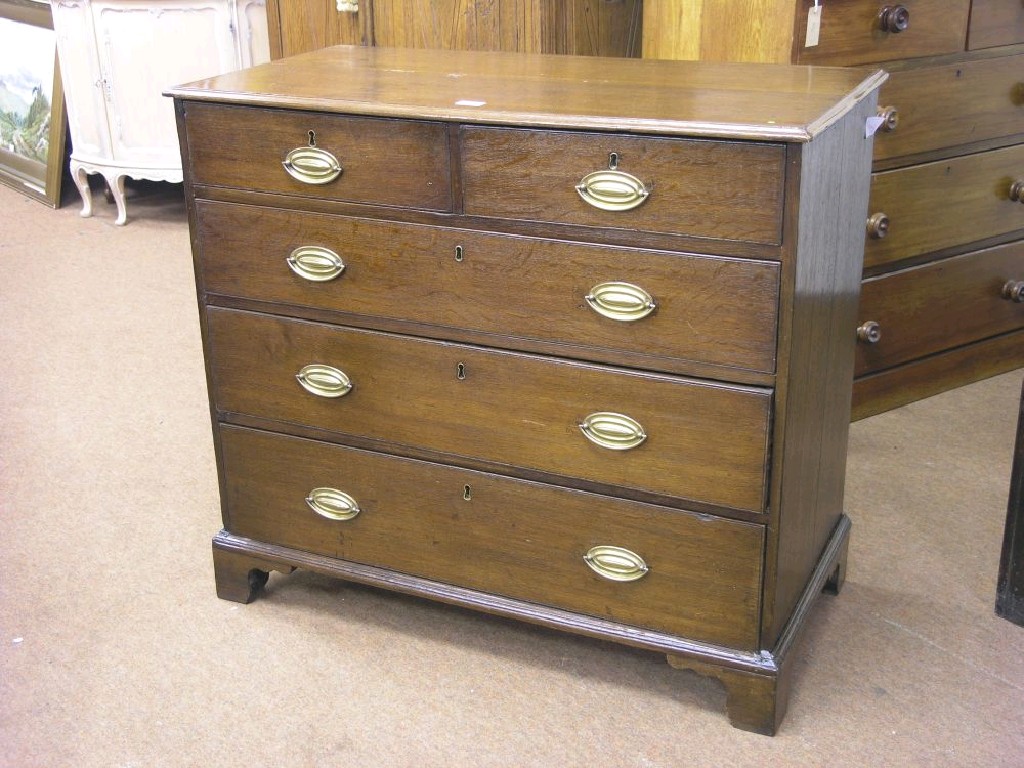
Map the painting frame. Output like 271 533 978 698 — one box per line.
0 0 67 207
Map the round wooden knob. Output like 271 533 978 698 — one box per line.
857 321 882 344
1003 280 1024 303
1010 180 1024 203
877 105 899 132
866 212 890 239
878 5 910 32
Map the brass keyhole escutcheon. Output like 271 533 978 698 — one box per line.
608 152 619 170
308 130 316 146
463 485 472 501
455 245 464 262
456 362 467 380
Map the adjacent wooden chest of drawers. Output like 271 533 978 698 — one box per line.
645 0 1024 419
169 46 883 735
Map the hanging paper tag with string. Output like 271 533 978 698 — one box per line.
806 0 822 47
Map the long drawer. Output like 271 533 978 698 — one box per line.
855 240 1024 375
873 53 1024 162
459 127 786 245
865 144 1024 270
183 102 452 210
206 308 772 513
794 0 970 66
196 201 781 376
219 425 765 650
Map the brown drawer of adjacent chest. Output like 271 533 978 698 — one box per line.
795 0 970 66
182 102 452 211
206 308 772 514
865 144 1024 270
219 425 765 650
855 241 1024 375
460 127 785 245
196 201 781 376
874 54 1024 162
968 0 1024 49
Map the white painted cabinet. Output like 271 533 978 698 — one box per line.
50 0 269 224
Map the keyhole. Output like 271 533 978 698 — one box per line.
455 245 464 262
308 130 316 146
463 485 472 501
456 362 466 380
608 152 619 170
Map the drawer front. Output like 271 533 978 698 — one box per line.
968 0 1024 49
196 201 781 375
795 0 970 66
874 54 1024 162
460 127 786 245
183 102 452 210
220 425 765 650
207 308 772 513
865 144 1024 270
855 241 1024 375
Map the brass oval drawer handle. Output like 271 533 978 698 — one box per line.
579 412 647 451
1009 180 1024 204
857 321 882 344
306 487 361 521
877 105 899 132
585 281 657 322
866 212 890 239
283 146 342 185
296 364 353 398
576 169 650 212
286 245 346 282
1003 280 1024 303
584 545 649 582
878 4 909 33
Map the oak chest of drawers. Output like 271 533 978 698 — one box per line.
169 46 884 735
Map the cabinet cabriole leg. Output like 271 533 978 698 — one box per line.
70 161 92 219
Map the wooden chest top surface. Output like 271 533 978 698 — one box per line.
167 45 886 142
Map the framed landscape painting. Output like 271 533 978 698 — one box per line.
0 0 66 207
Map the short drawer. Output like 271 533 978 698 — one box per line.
855 241 1024 375
207 308 772 513
460 127 786 245
182 102 452 210
196 201 781 376
795 0 970 66
968 0 1024 49
219 425 765 650
874 54 1024 162
865 144 1024 270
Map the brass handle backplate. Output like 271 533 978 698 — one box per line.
867 212 890 239
584 545 649 582
1003 280 1024 303
585 281 657 322
579 412 647 451
306 487 361 520
283 145 342 185
576 169 650 212
286 245 346 282
878 5 910 32
1010 180 1024 203
857 321 882 344
296 363 352 398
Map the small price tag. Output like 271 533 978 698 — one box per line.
805 4 822 48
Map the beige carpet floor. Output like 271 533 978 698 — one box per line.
2 180 1022 767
